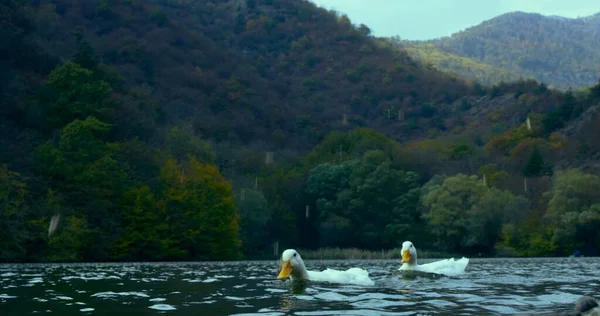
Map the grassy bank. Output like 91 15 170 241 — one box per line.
296 247 465 260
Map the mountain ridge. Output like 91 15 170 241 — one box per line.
395 10 600 90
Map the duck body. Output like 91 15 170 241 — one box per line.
277 249 375 286
398 241 469 276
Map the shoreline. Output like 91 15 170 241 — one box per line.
1 247 585 264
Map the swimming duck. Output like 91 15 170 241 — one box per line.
277 249 375 286
398 241 469 276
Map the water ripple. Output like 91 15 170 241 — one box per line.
0 258 599 315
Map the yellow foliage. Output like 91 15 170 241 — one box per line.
486 110 504 123
548 132 568 151
509 137 543 159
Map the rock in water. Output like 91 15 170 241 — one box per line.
576 296 600 315
523 296 599 316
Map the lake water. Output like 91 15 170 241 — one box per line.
1 257 599 315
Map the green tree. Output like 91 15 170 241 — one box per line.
160 158 242 260
545 169 600 255
36 61 114 129
477 164 509 188
236 189 271 256
421 173 525 254
522 145 547 177
115 185 182 260
167 126 216 164
306 150 421 249
46 215 90 262
37 117 127 260
0 166 29 261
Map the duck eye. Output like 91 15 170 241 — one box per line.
410 245 413 248
293 253 297 257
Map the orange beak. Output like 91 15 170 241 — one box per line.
401 249 411 263
277 260 293 280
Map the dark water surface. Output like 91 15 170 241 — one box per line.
1 258 599 315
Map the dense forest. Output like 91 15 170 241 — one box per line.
1 0 600 263
393 11 600 90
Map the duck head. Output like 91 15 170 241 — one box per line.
277 249 308 280
401 241 418 265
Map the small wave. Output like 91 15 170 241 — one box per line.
193 300 217 304
265 288 287 293
62 275 120 281
29 277 43 283
0 294 17 299
149 304 176 310
313 292 349 301
202 278 218 283
182 278 203 283
80 308 94 312
231 313 285 316
141 278 166 282
91 291 149 298
149 298 166 302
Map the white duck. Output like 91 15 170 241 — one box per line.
276 249 375 286
398 241 469 276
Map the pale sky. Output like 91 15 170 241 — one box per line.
310 0 600 40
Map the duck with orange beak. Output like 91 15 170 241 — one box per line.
276 249 375 286
398 241 469 276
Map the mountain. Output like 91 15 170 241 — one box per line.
4 0 475 150
394 11 600 90
1 0 600 262
0 0 479 262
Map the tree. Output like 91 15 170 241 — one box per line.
236 189 271 256
167 126 216 164
46 215 90 262
159 158 242 260
0 166 29 261
35 61 115 129
545 169 600 255
357 24 371 36
421 174 525 254
72 41 98 70
477 164 508 188
306 150 421 249
114 185 182 260
522 145 547 177
37 117 127 260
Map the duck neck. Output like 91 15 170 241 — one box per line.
407 253 418 266
291 262 309 280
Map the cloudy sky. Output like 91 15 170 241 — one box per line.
310 0 600 40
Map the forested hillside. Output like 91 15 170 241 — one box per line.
2 0 600 262
393 12 600 90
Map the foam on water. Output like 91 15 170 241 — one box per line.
149 304 177 310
